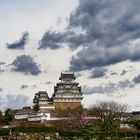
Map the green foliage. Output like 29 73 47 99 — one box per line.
81 125 97 139
101 114 120 132
11 126 56 133
0 109 14 125
97 114 121 139
0 111 3 119
4 109 13 124
0 126 140 139
89 101 129 139
59 130 82 137
33 104 39 112
117 130 137 137
0 111 5 125
0 129 10 136
129 120 140 130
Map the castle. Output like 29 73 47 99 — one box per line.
15 72 83 121
33 72 83 111
14 72 136 122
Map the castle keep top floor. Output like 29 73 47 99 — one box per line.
59 72 76 81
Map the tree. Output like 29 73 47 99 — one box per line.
33 104 39 112
50 107 89 130
4 109 14 124
0 110 3 119
65 107 89 129
0 110 4 125
89 100 129 139
131 120 140 130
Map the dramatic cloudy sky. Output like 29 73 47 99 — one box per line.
1 0 140 111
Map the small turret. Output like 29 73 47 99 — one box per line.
33 91 54 112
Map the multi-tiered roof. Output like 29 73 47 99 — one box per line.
33 91 50 104
33 91 54 111
52 72 83 104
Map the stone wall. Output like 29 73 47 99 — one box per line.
54 102 82 110
0 132 82 140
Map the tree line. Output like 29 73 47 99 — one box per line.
1 101 140 139
0 109 13 125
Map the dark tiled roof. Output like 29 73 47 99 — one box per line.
35 91 49 96
59 72 76 80
132 111 140 115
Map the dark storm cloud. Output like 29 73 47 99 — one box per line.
45 81 52 85
20 84 38 89
40 81 52 85
120 70 128 76
38 31 86 49
69 0 140 71
83 80 134 95
0 69 4 73
133 74 140 84
0 95 29 110
90 68 107 78
20 85 28 89
7 32 29 49
110 72 117 76
0 62 5 65
69 0 140 46
39 0 140 71
38 31 65 49
12 55 41 75
70 45 140 71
